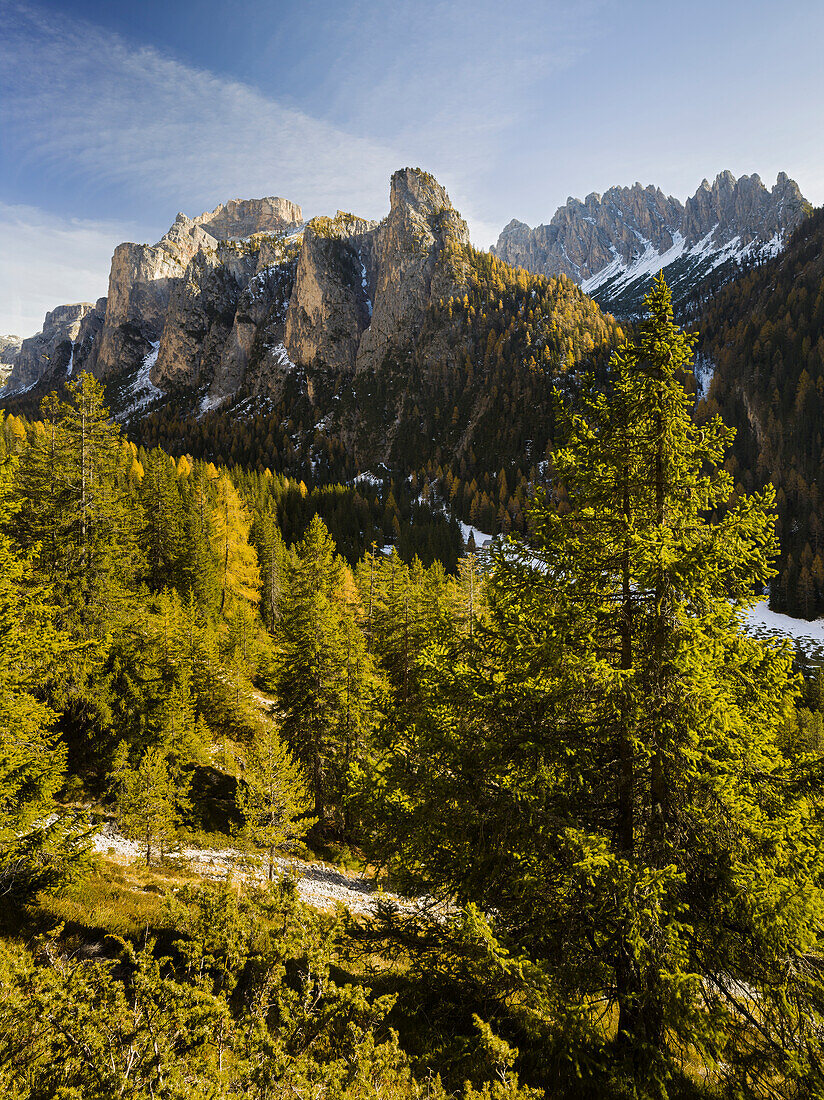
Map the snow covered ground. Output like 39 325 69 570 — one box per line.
459 520 493 549
117 342 164 419
744 600 824 663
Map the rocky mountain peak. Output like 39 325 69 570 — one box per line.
192 196 304 240
85 194 304 385
391 168 450 214
494 170 809 316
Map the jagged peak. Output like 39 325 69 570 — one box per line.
713 169 737 189
389 167 455 217
500 217 531 234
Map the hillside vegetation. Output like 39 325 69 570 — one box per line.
4 282 824 1097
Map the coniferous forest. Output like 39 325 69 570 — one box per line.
5 276 824 1100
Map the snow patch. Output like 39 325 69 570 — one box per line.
199 390 228 415
266 342 297 372
459 520 493 549
354 471 385 487
358 252 372 318
694 354 715 402
744 600 824 650
118 341 164 419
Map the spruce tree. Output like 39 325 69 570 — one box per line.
113 744 189 865
367 275 824 1094
238 723 312 880
0 460 87 899
277 516 381 825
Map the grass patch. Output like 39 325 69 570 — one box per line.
33 858 197 940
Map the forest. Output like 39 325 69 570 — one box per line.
696 206 824 618
3 277 824 1099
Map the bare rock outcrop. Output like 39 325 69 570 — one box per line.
495 184 684 282
152 244 260 392
0 336 22 387
681 171 807 247
4 302 102 393
192 196 303 241
355 168 470 375
90 197 304 382
2 171 474 419
283 213 377 377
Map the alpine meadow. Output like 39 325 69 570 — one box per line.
3 4 824 1096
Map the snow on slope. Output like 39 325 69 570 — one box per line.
581 224 786 315
582 230 686 296
118 341 164 420
744 600 824 662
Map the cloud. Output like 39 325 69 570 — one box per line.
0 1 401 222
0 202 134 338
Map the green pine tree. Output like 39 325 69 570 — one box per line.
277 516 382 825
113 744 190 865
0 459 88 899
366 275 824 1094
238 723 312 880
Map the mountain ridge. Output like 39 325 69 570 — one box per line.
493 171 809 315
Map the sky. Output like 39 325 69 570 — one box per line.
2 0 824 338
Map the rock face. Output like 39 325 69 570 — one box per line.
284 214 377 378
493 172 809 315
0 336 23 387
89 197 304 383
122 169 467 417
3 302 105 393
355 169 470 375
1 170 472 426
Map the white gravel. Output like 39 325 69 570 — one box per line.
92 824 421 916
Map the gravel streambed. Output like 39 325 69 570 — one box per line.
93 825 421 916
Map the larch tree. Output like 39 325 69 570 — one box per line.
210 471 261 616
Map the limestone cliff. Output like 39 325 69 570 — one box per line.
90 197 304 383
0 336 22 387
283 214 377 378
355 169 470 375
2 171 474 429
4 302 105 393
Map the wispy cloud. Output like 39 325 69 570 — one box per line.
0 202 134 337
0 199 501 340
0 1 401 222
0 0 605 332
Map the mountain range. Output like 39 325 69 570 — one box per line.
2 164 822 614
493 171 809 316
1 168 616 480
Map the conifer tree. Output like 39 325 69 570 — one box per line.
210 472 261 616
368 275 824 1093
113 744 189 865
0 461 86 899
14 373 139 636
238 723 312 879
277 516 381 825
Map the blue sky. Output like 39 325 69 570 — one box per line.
2 0 824 337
